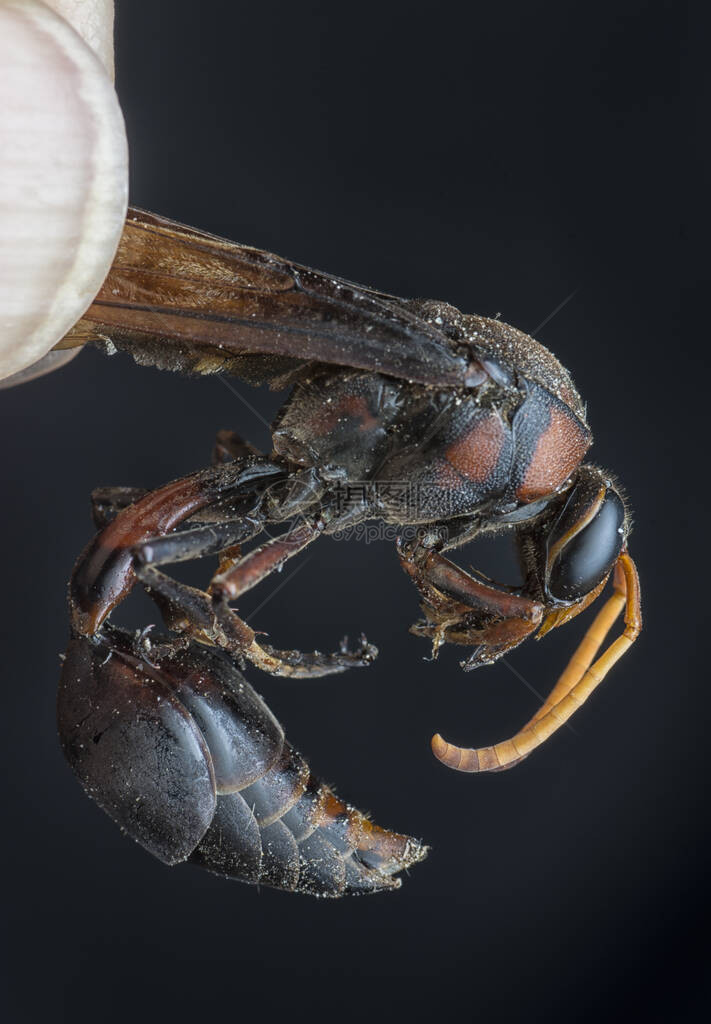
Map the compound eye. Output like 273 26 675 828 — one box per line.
547 487 625 602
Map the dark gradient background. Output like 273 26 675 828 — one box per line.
2 2 699 1022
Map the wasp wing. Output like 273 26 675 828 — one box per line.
62 208 481 389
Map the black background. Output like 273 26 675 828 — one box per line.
2 2 701 1022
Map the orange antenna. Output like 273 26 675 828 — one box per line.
432 552 642 772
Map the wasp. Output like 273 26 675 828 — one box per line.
57 208 641 895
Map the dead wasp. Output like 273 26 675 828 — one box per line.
57 208 641 894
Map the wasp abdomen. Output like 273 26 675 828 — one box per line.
57 626 426 897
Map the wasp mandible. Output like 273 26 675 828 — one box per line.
57 208 641 894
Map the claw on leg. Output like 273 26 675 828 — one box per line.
137 565 377 680
400 541 544 664
253 636 378 678
431 552 642 773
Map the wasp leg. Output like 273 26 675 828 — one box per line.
137 565 376 678
70 459 284 636
88 431 264 529
208 515 378 673
209 516 324 601
250 634 377 678
397 538 544 665
133 517 263 568
91 483 270 533
431 552 642 772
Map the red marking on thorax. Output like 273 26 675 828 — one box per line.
445 411 506 483
517 407 590 502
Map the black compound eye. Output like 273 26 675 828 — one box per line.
547 488 625 602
